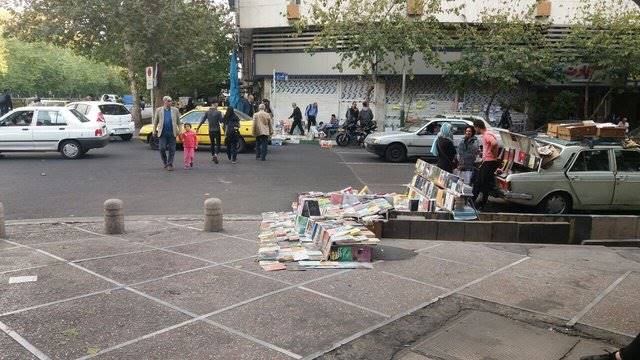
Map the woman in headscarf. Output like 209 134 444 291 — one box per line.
430 122 457 173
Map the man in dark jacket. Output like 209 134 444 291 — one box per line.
345 102 359 126
358 101 374 128
288 103 305 135
197 102 223 163
0 89 13 116
498 107 512 130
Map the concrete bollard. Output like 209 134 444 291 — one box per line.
104 199 125 235
0 202 5 239
204 198 223 232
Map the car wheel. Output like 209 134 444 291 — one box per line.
120 134 132 141
336 133 349 147
60 140 83 159
237 137 246 153
385 143 407 163
148 135 159 150
538 192 572 214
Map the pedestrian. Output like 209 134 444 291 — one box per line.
618 117 630 134
28 97 42 106
241 94 254 117
197 101 223 163
140 96 145 110
498 106 512 130
358 101 374 128
288 103 305 136
581 333 640 360
0 89 13 116
346 102 359 126
223 107 241 164
430 122 457 173
253 103 273 161
472 119 500 210
152 96 182 171
457 126 480 184
305 102 319 132
262 99 273 115
179 123 198 169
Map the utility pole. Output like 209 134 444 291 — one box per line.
400 57 407 128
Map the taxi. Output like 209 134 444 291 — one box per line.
138 106 255 152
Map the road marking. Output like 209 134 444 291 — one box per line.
333 151 366 186
566 271 632 327
0 320 50 360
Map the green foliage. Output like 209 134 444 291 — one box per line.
0 37 127 97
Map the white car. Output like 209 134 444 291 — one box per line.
67 101 134 141
0 106 109 159
364 117 494 162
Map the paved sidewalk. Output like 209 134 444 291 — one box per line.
1 218 639 359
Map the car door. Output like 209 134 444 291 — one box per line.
612 149 640 206
0 110 35 150
566 149 615 206
406 121 441 156
32 109 68 150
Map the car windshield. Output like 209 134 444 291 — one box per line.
99 104 130 115
69 109 90 122
182 111 206 124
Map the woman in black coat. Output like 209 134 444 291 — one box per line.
430 122 457 173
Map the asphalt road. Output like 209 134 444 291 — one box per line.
0 139 416 220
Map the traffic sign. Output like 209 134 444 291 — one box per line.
145 66 154 89
275 72 288 81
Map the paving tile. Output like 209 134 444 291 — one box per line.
0 331 37 360
305 270 446 316
528 246 640 273
210 288 386 357
581 273 640 336
504 258 621 292
122 227 225 248
379 239 441 251
218 220 260 237
132 266 288 315
34 237 149 261
77 220 171 236
0 241 19 251
419 242 525 270
413 311 578 360
0 247 61 273
376 253 493 289
0 263 114 314
168 237 257 263
6 224 93 245
228 257 343 285
0 290 189 360
461 272 603 320
563 339 618 360
94 321 291 360
78 250 209 284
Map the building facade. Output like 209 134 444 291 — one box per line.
235 0 640 130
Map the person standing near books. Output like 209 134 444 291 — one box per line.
473 119 499 210
430 122 457 173
197 101 223 163
223 107 241 164
305 102 318 132
253 103 273 161
457 126 480 184
288 103 305 136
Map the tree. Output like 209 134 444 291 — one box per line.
444 8 557 121
7 0 233 128
297 0 454 101
562 0 640 119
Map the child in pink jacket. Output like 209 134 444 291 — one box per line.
179 123 198 169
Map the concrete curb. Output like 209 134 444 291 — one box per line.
5 213 262 226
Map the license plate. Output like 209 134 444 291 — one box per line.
114 128 129 134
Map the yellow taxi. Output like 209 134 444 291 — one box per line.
138 106 255 152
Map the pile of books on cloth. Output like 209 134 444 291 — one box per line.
257 187 397 271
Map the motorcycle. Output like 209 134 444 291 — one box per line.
335 122 377 147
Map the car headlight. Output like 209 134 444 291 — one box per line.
372 138 381 144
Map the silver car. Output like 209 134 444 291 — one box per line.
500 137 640 214
364 117 492 162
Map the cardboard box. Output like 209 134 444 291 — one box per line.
557 124 597 140
547 122 572 137
597 126 626 139
536 0 551 17
287 4 300 20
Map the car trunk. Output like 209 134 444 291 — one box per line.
99 104 131 126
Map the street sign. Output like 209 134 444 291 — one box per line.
274 72 288 81
145 66 154 89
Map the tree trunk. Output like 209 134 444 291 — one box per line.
583 84 590 120
485 91 498 121
153 63 165 109
589 87 613 120
123 42 141 129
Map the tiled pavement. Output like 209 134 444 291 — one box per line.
1 219 639 359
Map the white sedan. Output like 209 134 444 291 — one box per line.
0 106 109 159
67 101 134 141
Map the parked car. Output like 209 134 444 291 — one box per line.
137 106 256 152
0 106 109 159
67 101 134 141
364 117 493 162
100 94 120 103
498 136 640 214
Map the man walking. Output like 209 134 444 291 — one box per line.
152 96 182 171
288 103 304 136
473 120 499 210
0 89 13 116
197 101 223 163
305 102 319 132
253 103 273 161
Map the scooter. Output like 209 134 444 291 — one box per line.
335 123 377 147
